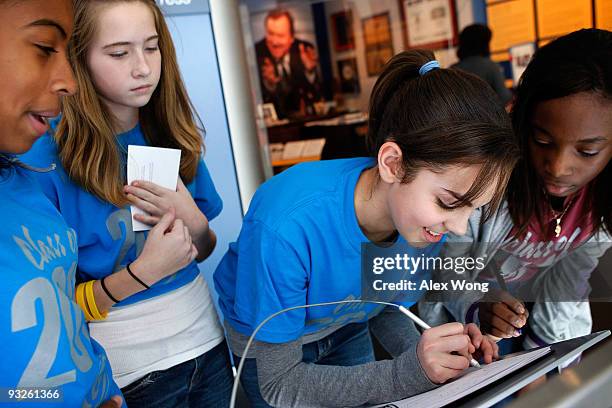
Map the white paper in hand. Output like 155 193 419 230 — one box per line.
127 145 181 231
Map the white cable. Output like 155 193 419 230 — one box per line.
229 299 406 408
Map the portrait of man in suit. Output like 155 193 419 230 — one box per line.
255 9 324 119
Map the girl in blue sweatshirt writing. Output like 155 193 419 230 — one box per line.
214 50 518 407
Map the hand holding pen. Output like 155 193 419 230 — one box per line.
398 306 499 384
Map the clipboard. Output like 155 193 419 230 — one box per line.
455 330 611 407
376 330 609 408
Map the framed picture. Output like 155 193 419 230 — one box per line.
509 42 535 84
362 13 395 76
337 58 360 94
399 0 458 50
331 10 355 51
260 103 278 122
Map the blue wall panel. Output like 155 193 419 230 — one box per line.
165 13 244 294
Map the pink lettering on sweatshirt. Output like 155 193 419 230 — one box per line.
494 187 593 282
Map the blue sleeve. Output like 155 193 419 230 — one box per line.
229 220 309 343
187 157 223 221
18 135 62 209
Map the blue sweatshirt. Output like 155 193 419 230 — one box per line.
21 124 223 305
215 158 444 344
0 159 122 407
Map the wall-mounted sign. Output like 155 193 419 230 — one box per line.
400 0 458 50
337 58 360 94
331 10 356 52
156 0 209 16
509 42 535 84
362 12 394 76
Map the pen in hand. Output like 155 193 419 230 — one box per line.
398 305 481 368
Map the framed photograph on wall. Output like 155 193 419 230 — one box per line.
362 12 394 76
331 10 355 51
399 0 458 49
337 58 360 94
261 103 278 122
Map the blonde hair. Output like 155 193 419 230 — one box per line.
58 0 203 207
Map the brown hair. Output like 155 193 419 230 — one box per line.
57 0 203 207
367 50 519 219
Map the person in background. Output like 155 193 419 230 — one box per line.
255 8 323 118
0 0 122 406
453 23 512 106
21 0 233 406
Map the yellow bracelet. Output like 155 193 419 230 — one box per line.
75 283 95 321
85 280 108 321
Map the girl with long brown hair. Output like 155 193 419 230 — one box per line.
22 0 233 406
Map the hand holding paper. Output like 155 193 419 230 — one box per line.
126 145 182 231
131 208 199 286
126 145 209 235
464 323 499 364
125 177 208 235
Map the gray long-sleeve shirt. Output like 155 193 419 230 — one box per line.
228 306 437 407
419 201 612 349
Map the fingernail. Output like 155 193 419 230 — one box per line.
518 306 525 313
514 319 522 326
514 330 521 337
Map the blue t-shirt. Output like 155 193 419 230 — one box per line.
214 158 444 343
20 123 223 305
0 163 122 407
